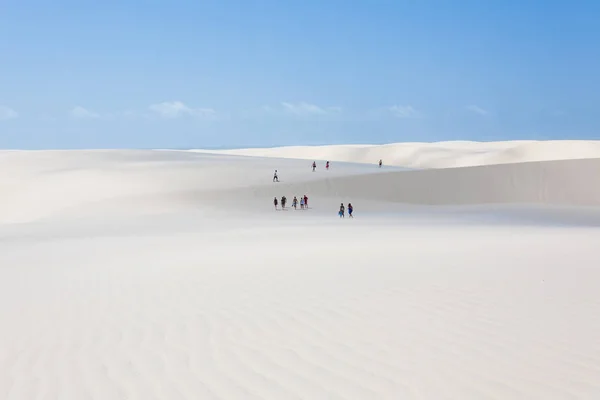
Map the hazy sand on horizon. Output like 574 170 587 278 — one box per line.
193 139 600 169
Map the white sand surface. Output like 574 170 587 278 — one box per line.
1 143 600 399
193 140 600 169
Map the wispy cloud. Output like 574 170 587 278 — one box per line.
70 106 100 119
388 105 420 118
111 110 139 119
0 105 18 120
539 107 567 117
102 110 148 120
281 102 342 116
466 105 489 116
149 101 216 119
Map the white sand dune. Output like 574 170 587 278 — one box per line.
193 139 600 169
1 143 600 399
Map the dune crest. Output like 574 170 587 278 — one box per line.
193 140 600 169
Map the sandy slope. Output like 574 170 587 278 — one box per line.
193 140 600 169
0 150 390 224
1 146 600 399
2 148 600 224
248 158 600 207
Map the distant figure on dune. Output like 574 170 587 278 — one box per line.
312 161 316 171
292 196 298 209
273 170 279 182
326 161 330 170
273 197 278 210
348 203 353 218
281 196 287 209
303 195 308 208
379 159 382 168
339 203 345 218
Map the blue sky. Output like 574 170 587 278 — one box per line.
1 0 599 149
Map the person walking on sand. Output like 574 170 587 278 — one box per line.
339 203 345 218
281 196 287 209
326 161 330 170
312 161 316 172
303 195 308 208
274 197 278 210
348 203 353 218
273 170 279 182
300 196 305 210
292 196 298 209
379 159 382 168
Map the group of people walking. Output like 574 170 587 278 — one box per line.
274 196 354 218
276 158 381 183
271 159 372 218
274 195 309 210
338 203 353 218
311 160 330 171
312 159 381 170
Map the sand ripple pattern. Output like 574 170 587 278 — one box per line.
1 225 600 400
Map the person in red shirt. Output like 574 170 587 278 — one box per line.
303 195 308 208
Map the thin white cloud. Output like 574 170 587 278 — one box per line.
282 102 326 115
540 107 566 117
281 102 342 116
388 105 420 118
466 105 489 116
149 101 216 119
0 105 18 120
39 113 58 121
70 106 100 119
119 109 148 119
102 110 144 120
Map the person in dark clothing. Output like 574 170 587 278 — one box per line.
338 203 345 218
348 203 353 218
273 197 278 209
